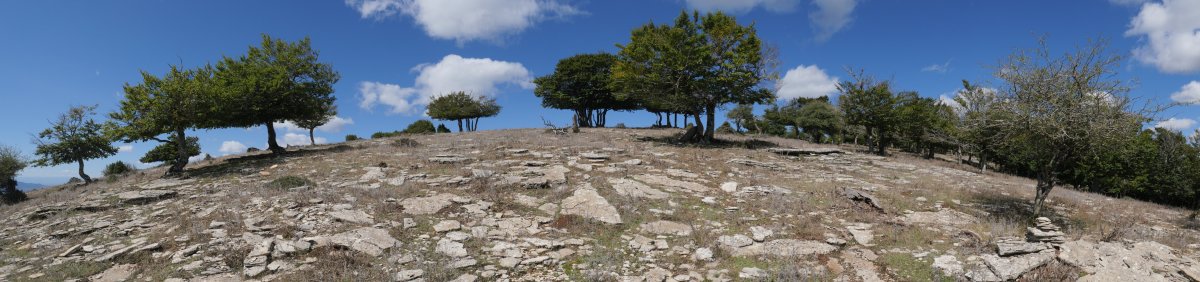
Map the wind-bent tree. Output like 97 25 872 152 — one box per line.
615 11 774 142
990 38 1145 216
427 92 500 132
215 34 339 154
726 104 754 133
293 104 336 146
534 53 637 127
33 105 118 184
838 72 899 155
110 65 216 174
0 144 28 204
140 135 200 166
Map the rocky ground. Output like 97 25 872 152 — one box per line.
3 128 1200 282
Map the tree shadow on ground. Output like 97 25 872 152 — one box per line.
636 132 779 150
182 144 361 179
969 191 1073 225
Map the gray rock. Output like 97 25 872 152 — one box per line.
243 239 274 277
436 238 468 257
640 220 692 236
750 226 774 242
609 178 669 199
329 227 400 257
719 235 755 248
90 264 136 282
980 250 1055 280
400 194 460 215
116 189 178 205
395 269 424 281
995 237 1049 256
560 188 622 224
330 209 375 224
433 220 462 232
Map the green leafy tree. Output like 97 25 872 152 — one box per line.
140 136 200 167
33 105 118 184
838 71 899 155
215 34 340 154
0 145 28 204
534 53 637 127
292 104 336 146
794 98 843 144
615 11 775 142
726 104 754 133
426 92 500 132
110 64 216 174
894 92 959 158
402 120 436 134
954 80 1000 172
990 38 1145 216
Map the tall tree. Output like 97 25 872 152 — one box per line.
990 38 1145 216
33 105 118 184
292 104 336 146
894 92 958 158
534 53 637 128
110 65 216 174
838 71 899 155
726 104 754 133
955 80 999 172
0 144 28 204
615 11 774 142
215 34 340 154
794 98 843 143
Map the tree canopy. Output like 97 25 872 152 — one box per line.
426 91 501 132
33 105 118 184
0 144 27 204
838 72 899 155
109 64 217 174
534 53 636 128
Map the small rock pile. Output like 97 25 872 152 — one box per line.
1025 217 1066 245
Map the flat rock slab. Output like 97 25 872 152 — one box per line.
633 174 709 194
609 178 669 199
329 210 375 224
899 209 976 226
1059 240 1182 281
640 220 693 236
727 159 782 170
846 223 874 246
91 264 136 282
329 227 400 257
429 154 469 164
116 190 178 205
401 194 462 215
728 239 837 257
767 147 843 156
978 250 1055 281
560 188 622 224
995 238 1049 256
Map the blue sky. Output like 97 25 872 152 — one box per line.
2 0 1198 184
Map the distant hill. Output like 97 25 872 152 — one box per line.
16 181 47 191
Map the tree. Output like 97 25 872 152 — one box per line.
110 64 216 174
293 104 336 146
426 91 501 132
954 80 999 172
33 105 118 184
215 34 340 154
794 98 843 144
0 145 28 204
838 72 899 155
894 92 958 158
534 53 637 127
615 11 775 142
402 120 436 134
436 124 451 133
726 104 754 133
990 38 1145 216
140 135 200 167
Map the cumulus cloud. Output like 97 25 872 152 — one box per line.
1125 0 1200 73
921 60 952 73
809 0 858 42
279 133 328 147
1171 81 1200 104
275 116 355 133
117 145 133 153
776 65 839 100
1156 117 1197 131
188 154 207 163
345 0 580 44
682 0 799 13
937 94 964 114
218 141 248 155
359 54 533 114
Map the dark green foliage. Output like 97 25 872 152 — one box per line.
716 122 735 134
426 92 501 132
140 136 200 166
293 104 337 146
838 72 900 155
726 104 754 133
0 145 28 204
534 53 636 127
893 92 958 158
214 34 340 154
103 161 134 177
265 175 314 190
436 124 451 133
34 105 118 184
110 64 216 174
402 120 436 134
345 134 360 141
614 123 627 129
370 131 399 139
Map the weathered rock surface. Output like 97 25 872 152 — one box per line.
560 188 622 224
328 227 400 257
116 189 178 205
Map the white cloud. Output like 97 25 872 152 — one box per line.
683 0 799 13
188 154 207 163
921 60 952 73
776 65 839 100
1125 0 1200 73
345 0 580 44
279 133 328 147
1171 81 1200 104
809 0 858 42
938 94 964 114
117 145 133 153
275 116 355 133
359 54 532 114
218 141 248 155
1155 117 1197 131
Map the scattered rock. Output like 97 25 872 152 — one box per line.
609 178 669 199
395 269 424 281
727 159 782 170
842 188 883 211
91 264 136 282
116 189 178 205
1026 217 1066 245
640 220 693 236
330 209 375 224
433 220 462 232
995 237 1049 256
400 194 460 215
560 188 622 224
329 227 400 257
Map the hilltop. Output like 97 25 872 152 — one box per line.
2 128 1199 282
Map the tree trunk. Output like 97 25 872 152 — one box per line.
168 129 187 175
457 119 464 132
572 112 580 133
655 112 662 127
665 113 672 128
308 128 316 146
673 113 678 128
704 104 716 142
266 123 284 154
1033 173 1054 216
77 160 92 184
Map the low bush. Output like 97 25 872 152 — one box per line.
103 161 135 177
265 175 314 190
345 134 360 141
402 120 436 134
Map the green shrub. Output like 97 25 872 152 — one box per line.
614 123 627 129
717 121 735 133
402 120 436 134
436 124 451 133
345 134 360 141
265 175 314 190
370 131 399 139
102 161 134 177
